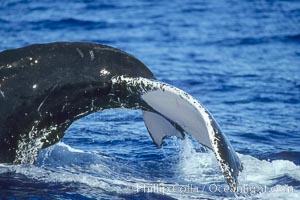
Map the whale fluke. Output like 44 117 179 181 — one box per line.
111 76 243 191
0 42 242 191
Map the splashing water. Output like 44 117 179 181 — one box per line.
0 135 299 199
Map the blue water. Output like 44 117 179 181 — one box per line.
0 0 300 199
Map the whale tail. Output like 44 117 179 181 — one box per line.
112 76 243 192
0 42 242 192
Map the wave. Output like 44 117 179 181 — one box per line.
203 33 300 47
28 18 112 31
0 139 299 199
175 138 300 199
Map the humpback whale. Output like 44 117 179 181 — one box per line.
0 42 242 191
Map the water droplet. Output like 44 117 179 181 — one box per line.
100 68 110 76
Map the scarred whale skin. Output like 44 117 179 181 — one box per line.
0 42 155 163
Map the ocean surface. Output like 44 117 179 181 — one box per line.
0 0 300 199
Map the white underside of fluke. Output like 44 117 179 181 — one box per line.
111 76 241 191
142 90 213 149
142 111 184 147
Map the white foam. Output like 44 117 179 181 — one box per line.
55 142 84 153
238 154 300 185
1 140 299 199
0 164 133 193
178 137 300 198
254 188 300 200
0 143 136 194
178 137 223 183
